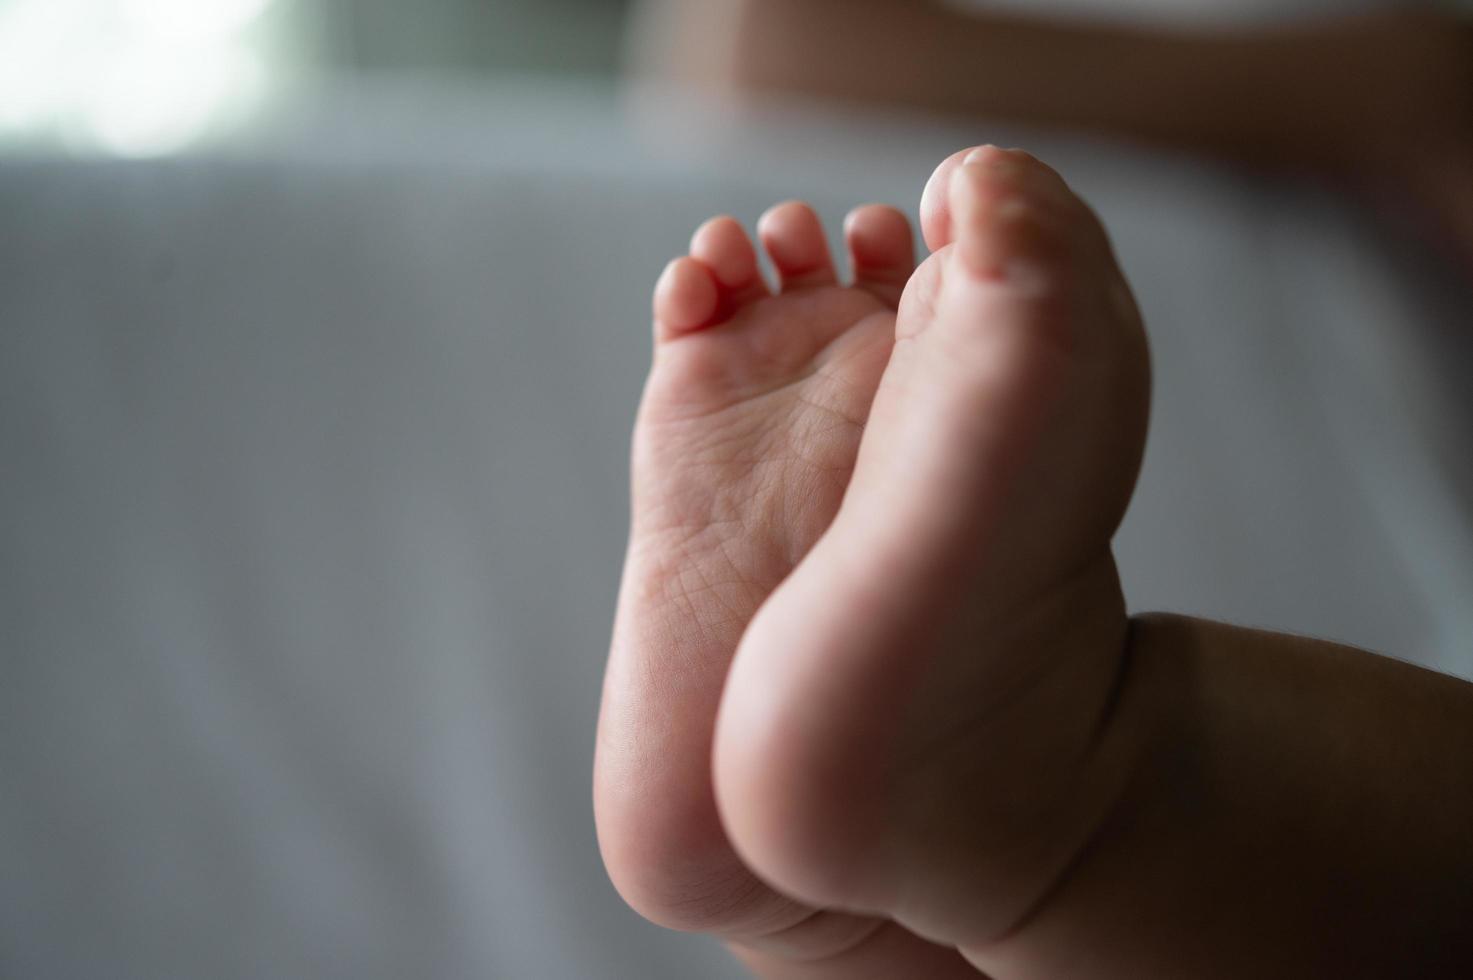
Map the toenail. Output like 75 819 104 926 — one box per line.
964 146 1004 166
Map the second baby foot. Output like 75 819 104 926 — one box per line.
713 147 1153 969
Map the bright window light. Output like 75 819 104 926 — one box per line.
85 44 263 158
0 0 275 156
118 0 275 41
0 0 89 130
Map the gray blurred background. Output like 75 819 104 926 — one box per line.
3 1 1472 978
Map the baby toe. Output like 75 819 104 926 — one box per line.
759 201 839 291
920 145 982 253
691 215 768 306
949 158 1078 289
653 256 721 340
846 204 915 308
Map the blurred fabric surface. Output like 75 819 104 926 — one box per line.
3 80 1472 979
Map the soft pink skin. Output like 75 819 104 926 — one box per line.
595 146 1149 977
715 148 1149 949
597 194 941 974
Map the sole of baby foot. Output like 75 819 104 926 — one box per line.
597 199 987 978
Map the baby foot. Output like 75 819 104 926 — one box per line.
595 198 980 971
713 147 1152 963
